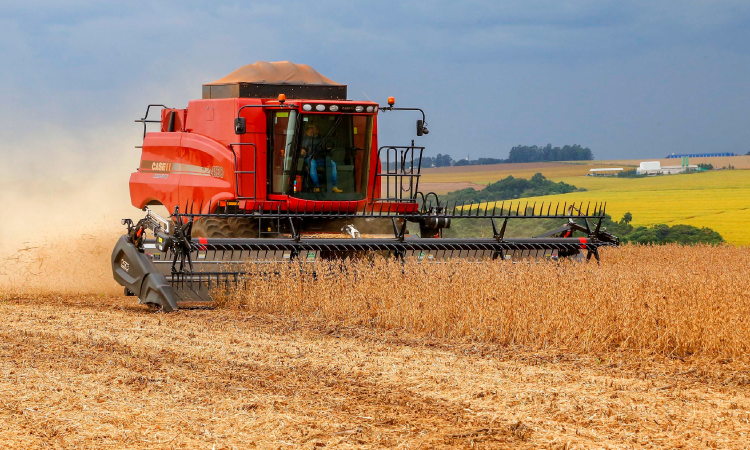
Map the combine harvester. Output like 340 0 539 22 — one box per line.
112 62 618 311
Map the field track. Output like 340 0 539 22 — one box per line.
1 294 749 448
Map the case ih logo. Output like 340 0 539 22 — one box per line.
151 161 172 172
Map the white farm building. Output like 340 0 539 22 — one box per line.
636 161 698 175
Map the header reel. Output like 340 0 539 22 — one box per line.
111 200 619 311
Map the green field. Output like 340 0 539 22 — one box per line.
425 168 750 246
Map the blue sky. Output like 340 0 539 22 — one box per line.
1 0 749 166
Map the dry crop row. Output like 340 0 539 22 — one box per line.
217 244 750 360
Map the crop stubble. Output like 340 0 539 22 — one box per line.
1 242 749 448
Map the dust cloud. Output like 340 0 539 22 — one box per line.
0 125 145 295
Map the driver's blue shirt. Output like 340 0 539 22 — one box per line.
302 135 323 162
301 134 337 187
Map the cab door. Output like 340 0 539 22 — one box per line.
267 110 299 197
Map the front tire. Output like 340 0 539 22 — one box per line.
191 217 258 238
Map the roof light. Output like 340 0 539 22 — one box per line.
303 104 312 111
366 106 374 113
315 104 325 111
329 104 339 112
387 96 395 106
355 106 364 112
277 94 286 104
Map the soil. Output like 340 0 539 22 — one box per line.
1 294 747 449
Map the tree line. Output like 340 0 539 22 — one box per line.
507 144 593 163
441 173 584 204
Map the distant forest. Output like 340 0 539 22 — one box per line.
418 144 594 168
442 173 584 204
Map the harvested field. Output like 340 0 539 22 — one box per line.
417 181 487 195
418 156 750 194
2 294 750 448
419 162 595 187
2 242 750 448
420 156 750 187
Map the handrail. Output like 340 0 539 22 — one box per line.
228 143 258 201
134 104 168 141
374 145 425 202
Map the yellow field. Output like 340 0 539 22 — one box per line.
514 171 750 246
422 160 750 245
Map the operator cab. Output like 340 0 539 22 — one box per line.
204 61 426 209
268 108 374 201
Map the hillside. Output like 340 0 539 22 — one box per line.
418 158 750 246
420 155 750 184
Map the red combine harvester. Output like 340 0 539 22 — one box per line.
112 61 618 311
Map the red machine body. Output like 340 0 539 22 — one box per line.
130 97 417 215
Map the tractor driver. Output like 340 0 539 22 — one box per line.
300 124 343 193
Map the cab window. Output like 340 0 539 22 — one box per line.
269 110 298 194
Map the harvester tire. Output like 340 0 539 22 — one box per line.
227 217 259 238
191 217 259 238
191 217 232 238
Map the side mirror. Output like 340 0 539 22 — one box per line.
235 117 246 135
416 119 429 136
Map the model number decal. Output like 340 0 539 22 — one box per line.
141 160 223 177
120 259 130 272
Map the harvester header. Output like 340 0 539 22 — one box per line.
113 61 619 311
